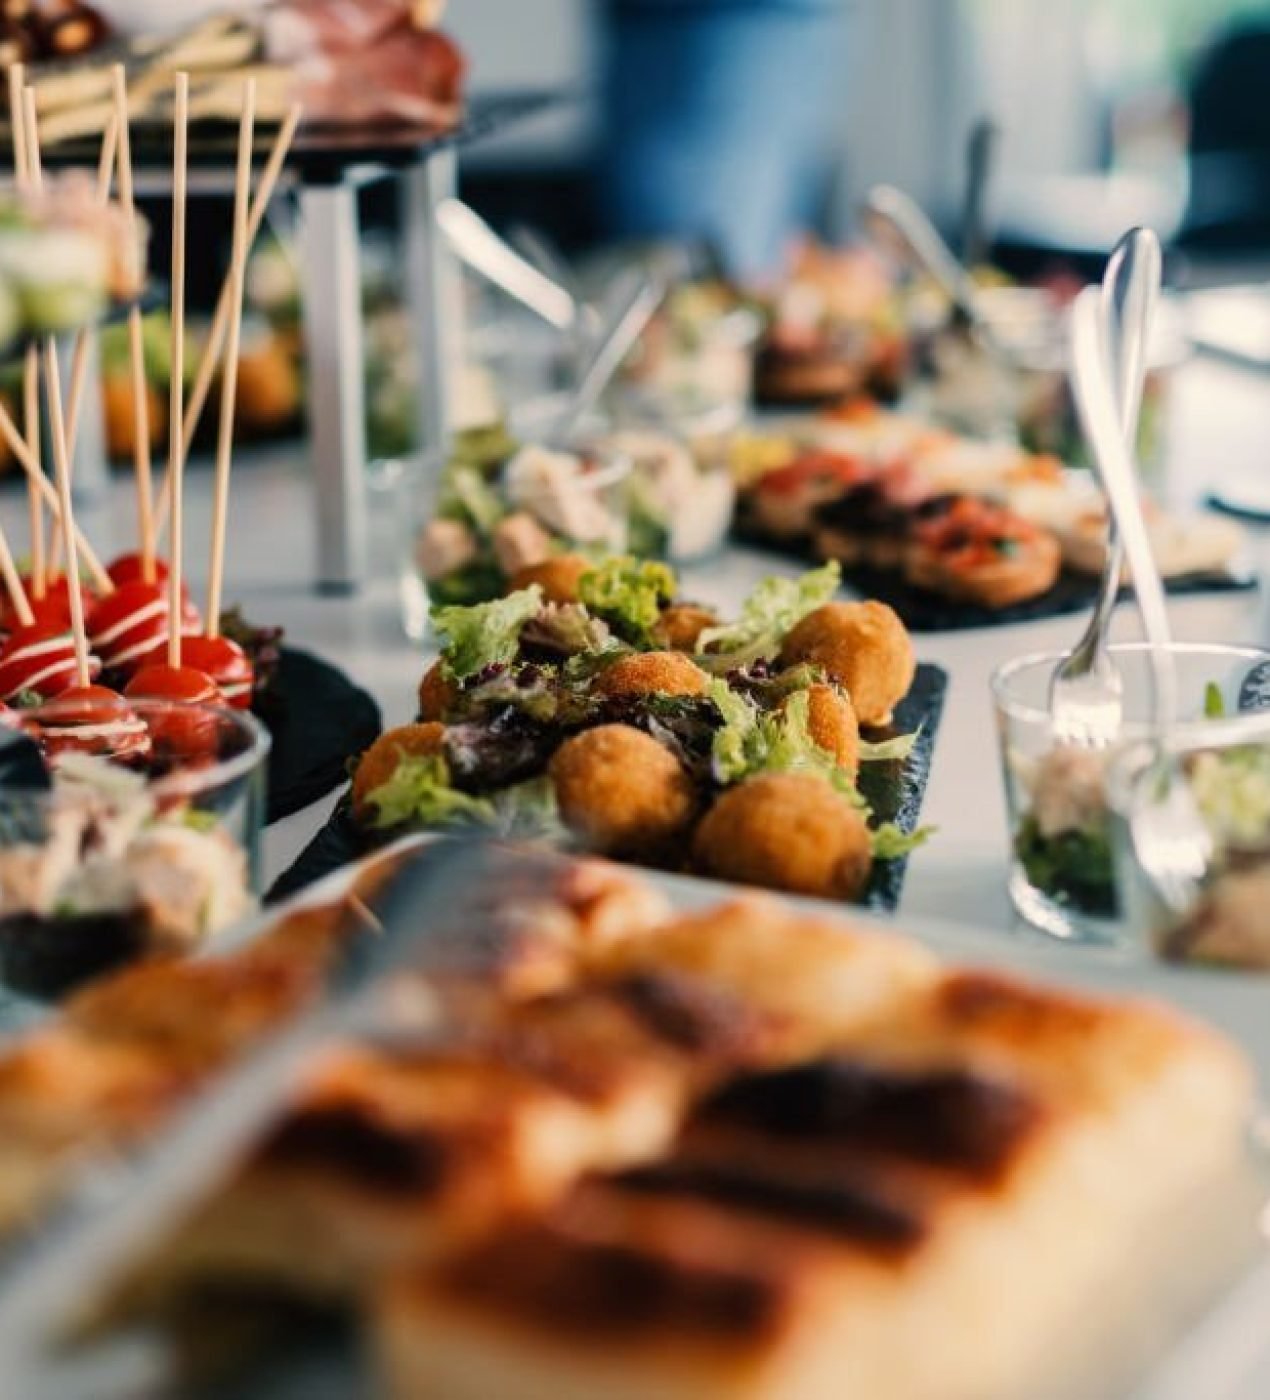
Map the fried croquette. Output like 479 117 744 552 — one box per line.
779 600 915 726
785 682 860 779
550 725 697 858
693 772 872 901
652 603 718 652
418 661 458 722
595 651 710 699
353 723 447 818
507 554 592 606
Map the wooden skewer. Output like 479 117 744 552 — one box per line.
0 401 111 592
7 64 43 602
111 63 156 585
62 113 119 455
43 351 90 685
16 89 115 602
21 355 42 597
166 73 189 671
206 79 256 639
0 521 33 629
20 90 89 683
45 111 119 582
154 102 300 541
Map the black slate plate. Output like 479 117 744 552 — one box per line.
267 664 949 912
258 649 382 825
734 528 1257 633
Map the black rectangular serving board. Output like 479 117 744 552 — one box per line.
260 648 382 825
734 528 1258 633
267 663 948 913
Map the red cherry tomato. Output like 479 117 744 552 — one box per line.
106 554 170 590
125 664 222 760
86 582 202 679
0 576 96 635
106 557 200 623
179 635 254 710
0 624 99 702
36 684 152 764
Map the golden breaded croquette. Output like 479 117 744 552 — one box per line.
784 682 860 779
418 661 458 722
652 603 718 652
508 554 592 606
595 651 710 699
550 725 697 858
693 772 872 901
779 600 915 726
353 723 447 818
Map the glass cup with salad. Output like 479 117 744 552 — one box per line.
991 641 1270 944
1108 709 1270 970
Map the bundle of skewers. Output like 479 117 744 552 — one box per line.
0 61 299 767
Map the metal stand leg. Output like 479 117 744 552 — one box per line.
299 180 368 594
401 151 462 474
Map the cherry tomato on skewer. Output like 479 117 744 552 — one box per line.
35 684 152 765
86 581 202 681
125 663 222 760
0 624 100 703
178 634 254 710
106 554 170 590
0 575 96 636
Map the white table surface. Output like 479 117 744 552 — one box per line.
28 352 1270 940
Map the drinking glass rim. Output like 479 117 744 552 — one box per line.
15 697 271 801
990 641 1270 728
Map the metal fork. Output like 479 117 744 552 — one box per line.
1048 228 1159 747
1069 285 1213 917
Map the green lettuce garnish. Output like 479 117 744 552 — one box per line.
491 776 566 839
858 729 921 763
578 557 677 643
521 603 615 658
709 681 763 784
444 464 506 535
363 754 495 830
696 562 840 670
433 586 544 681
871 822 934 861
709 681 861 804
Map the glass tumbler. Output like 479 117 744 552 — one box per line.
991 642 1270 944
0 699 269 994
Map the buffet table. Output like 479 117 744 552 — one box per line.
56 349 1270 937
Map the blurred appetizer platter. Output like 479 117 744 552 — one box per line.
0 839 1266 1398
6 1 465 149
277 557 945 910
716 398 1252 631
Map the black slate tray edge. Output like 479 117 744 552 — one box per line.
260 648 382 826
733 527 1258 633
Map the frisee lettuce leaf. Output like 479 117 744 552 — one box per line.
858 728 921 763
708 681 863 805
433 586 544 681
490 775 565 839
363 754 496 830
709 681 763 784
870 822 934 861
578 557 677 643
696 562 840 670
